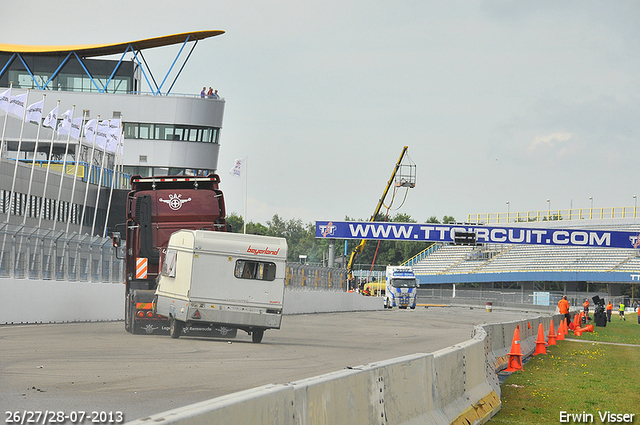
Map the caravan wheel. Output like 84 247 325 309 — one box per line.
169 318 183 339
252 330 264 343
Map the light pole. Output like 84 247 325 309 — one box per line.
634 195 637 218
506 201 510 222
547 199 550 220
589 196 593 219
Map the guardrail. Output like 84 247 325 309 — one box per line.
125 312 563 425
468 206 640 224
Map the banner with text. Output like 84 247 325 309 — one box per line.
315 221 640 249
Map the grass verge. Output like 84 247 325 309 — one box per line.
488 316 640 424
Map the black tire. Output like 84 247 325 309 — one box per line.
170 318 183 339
129 302 138 334
124 298 131 333
410 305 416 310
251 329 264 343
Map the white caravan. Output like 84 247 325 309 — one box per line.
154 230 288 343
383 266 418 309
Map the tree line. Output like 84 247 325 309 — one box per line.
225 213 457 269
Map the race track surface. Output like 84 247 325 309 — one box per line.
0 307 542 422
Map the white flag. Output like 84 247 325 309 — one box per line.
107 119 121 137
95 120 109 150
43 105 59 128
106 127 121 153
0 88 11 113
70 117 83 140
229 158 245 178
84 119 97 144
25 99 44 123
9 93 28 118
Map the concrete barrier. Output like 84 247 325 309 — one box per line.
0 278 381 324
0 278 124 324
126 314 565 425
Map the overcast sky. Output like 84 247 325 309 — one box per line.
3 1 640 225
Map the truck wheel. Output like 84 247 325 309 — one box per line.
170 318 183 339
129 303 138 335
251 330 264 343
410 305 416 310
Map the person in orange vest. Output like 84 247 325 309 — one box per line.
583 298 590 320
558 295 571 325
606 301 613 322
637 303 640 325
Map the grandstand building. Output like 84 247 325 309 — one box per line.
0 31 225 235
408 217 640 306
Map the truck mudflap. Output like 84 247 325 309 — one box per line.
132 319 238 338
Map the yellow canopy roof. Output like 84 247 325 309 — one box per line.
0 30 224 57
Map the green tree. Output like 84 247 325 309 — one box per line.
442 215 456 224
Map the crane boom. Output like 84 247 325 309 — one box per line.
346 146 411 282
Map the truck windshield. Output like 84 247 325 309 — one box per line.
390 278 417 288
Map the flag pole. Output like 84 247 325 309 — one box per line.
66 111 88 235
23 94 47 224
78 115 98 233
0 82 13 160
38 100 61 228
244 155 248 234
103 124 122 237
7 89 30 223
91 119 109 236
51 106 75 230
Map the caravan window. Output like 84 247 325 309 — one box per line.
234 260 277 281
160 249 177 278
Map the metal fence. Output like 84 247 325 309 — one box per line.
0 223 123 282
0 223 348 290
285 263 348 291
416 287 630 308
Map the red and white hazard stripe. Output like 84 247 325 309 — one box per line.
136 257 148 279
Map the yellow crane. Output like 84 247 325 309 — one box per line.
346 146 415 283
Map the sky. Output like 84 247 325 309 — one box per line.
3 1 640 226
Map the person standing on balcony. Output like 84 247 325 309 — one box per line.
200 87 206 98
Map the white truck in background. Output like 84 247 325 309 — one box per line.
154 229 288 343
383 266 418 309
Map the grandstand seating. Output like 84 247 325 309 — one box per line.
412 243 639 275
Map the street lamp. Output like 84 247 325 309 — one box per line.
506 201 510 222
634 195 637 218
589 196 593 209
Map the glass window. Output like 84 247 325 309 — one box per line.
234 260 277 281
155 124 173 140
124 123 138 139
139 123 154 139
390 278 417 288
161 249 177 277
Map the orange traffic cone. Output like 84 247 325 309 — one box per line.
563 318 569 335
584 324 593 333
504 326 523 371
556 321 565 341
533 323 547 355
573 312 582 328
574 327 582 336
547 319 557 346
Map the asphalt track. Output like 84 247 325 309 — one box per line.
1 307 542 423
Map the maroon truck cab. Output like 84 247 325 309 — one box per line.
123 174 229 335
